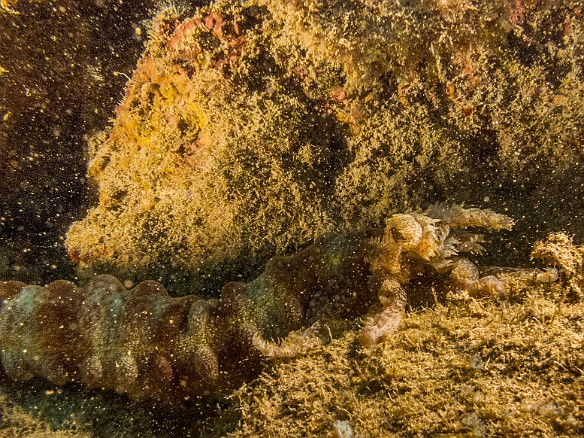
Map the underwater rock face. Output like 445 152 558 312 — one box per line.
0 206 564 402
65 0 584 294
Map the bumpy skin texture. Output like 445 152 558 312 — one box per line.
0 207 558 402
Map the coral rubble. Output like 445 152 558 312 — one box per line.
0 206 560 402
65 0 584 294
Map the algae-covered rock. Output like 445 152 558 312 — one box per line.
66 0 584 294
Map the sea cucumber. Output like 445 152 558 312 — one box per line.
0 206 558 402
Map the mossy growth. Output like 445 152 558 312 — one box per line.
216 285 584 437
66 0 584 294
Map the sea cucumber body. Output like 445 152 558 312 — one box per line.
0 206 534 402
0 276 263 402
0 231 381 402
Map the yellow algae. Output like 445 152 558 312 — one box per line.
65 0 584 299
0 0 18 14
223 292 583 437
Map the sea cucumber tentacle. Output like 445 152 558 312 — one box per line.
252 322 324 358
358 278 407 353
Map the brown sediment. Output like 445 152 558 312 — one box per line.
226 291 584 437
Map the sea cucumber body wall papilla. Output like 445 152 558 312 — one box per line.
0 275 261 402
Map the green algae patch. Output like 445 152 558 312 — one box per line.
65 0 584 295
223 285 583 437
